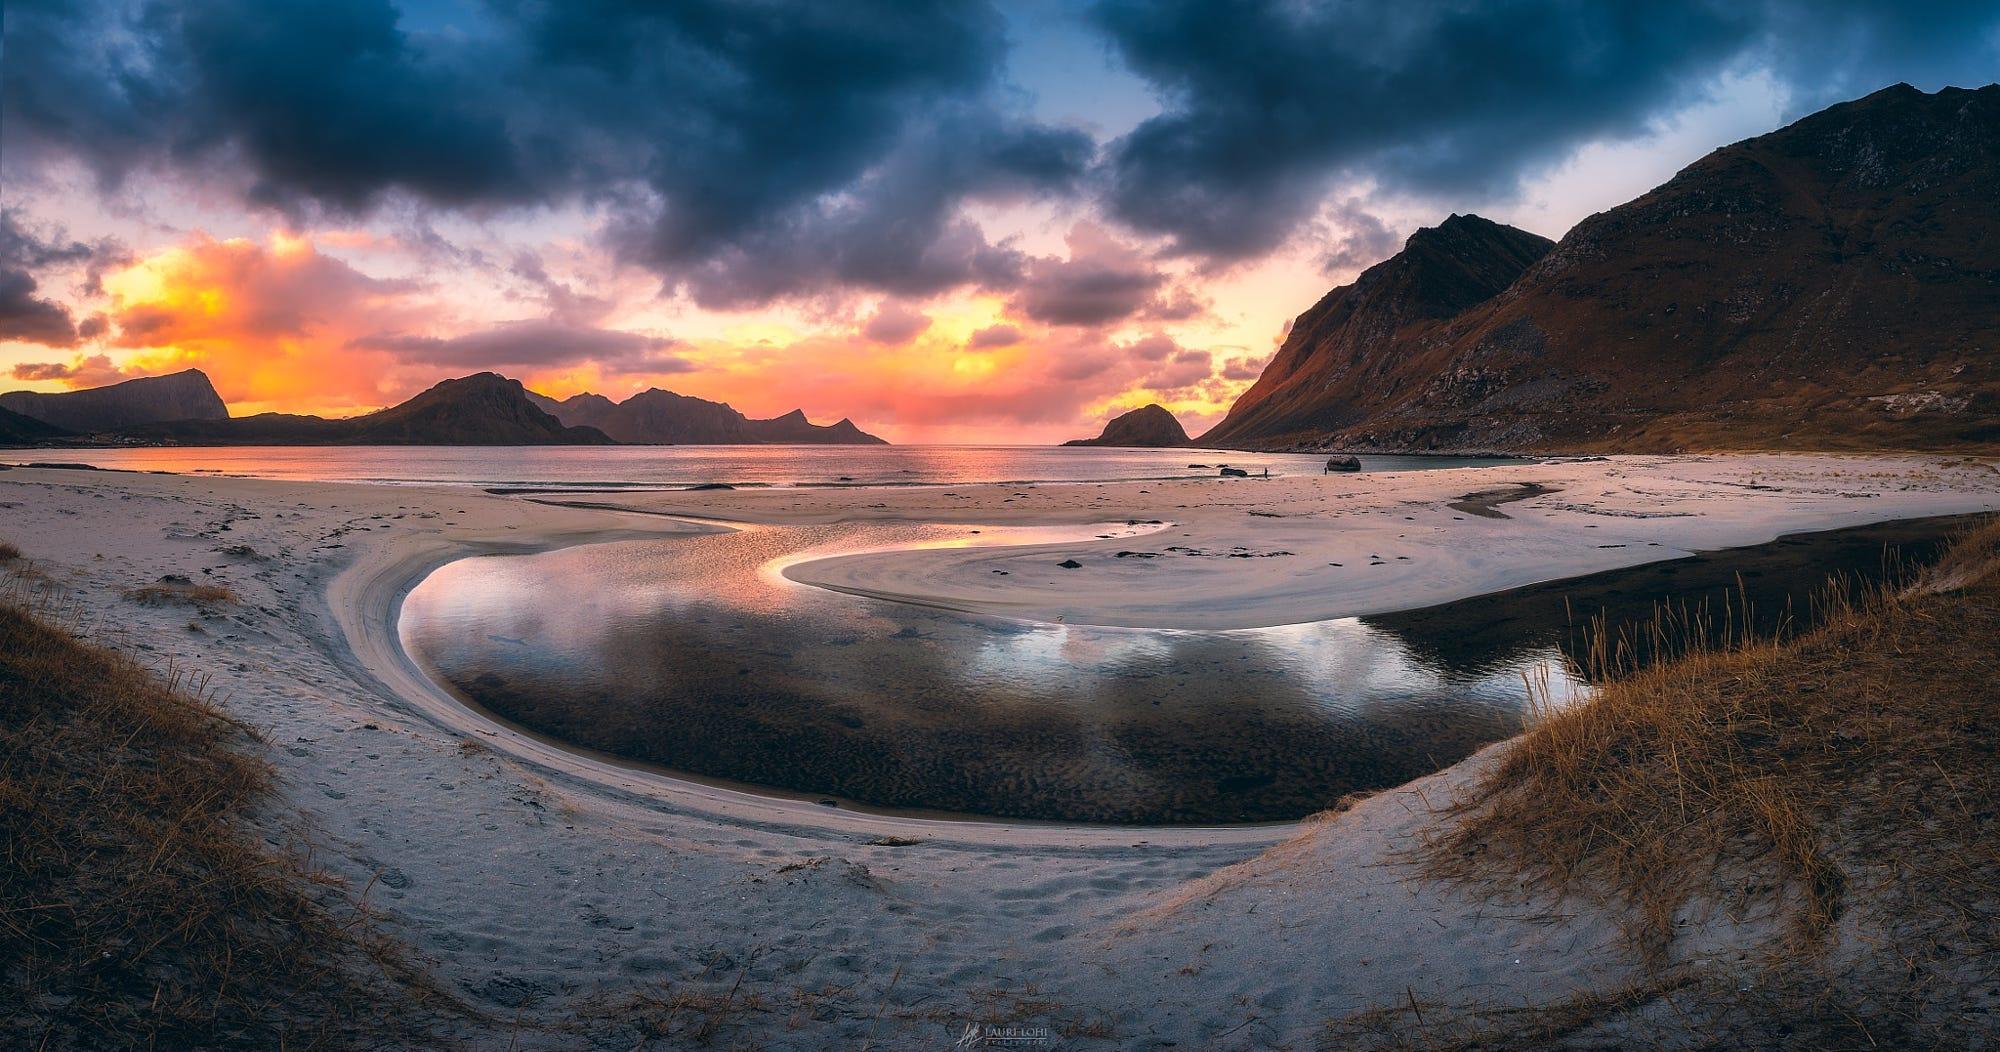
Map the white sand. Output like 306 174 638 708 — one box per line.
2 453 1994 1048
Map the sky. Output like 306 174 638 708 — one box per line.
3 1 1997 443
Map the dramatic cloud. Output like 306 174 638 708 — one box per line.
0 210 101 346
860 302 933 345
1090 0 2000 258
509 252 614 327
632 109 1092 308
10 354 130 387
6 0 1994 439
1317 198 1404 274
2 0 1090 306
1010 223 1175 326
357 320 687 373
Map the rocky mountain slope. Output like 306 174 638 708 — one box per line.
0 369 229 432
529 389 885 444
1063 404 1190 447
1201 216 1552 448
1202 84 2000 453
121 374 611 445
0 405 72 445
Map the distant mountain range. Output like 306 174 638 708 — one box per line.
1203 83 2000 453
115 373 612 445
1 369 887 447
1063 404 1189 447
528 388 886 445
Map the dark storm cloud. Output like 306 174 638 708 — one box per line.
1008 223 1190 327
0 210 106 347
645 109 1092 309
1089 0 2000 259
357 320 688 372
1 0 1090 304
1319 199 1403 274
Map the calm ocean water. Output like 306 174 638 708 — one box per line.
8 444 1511 489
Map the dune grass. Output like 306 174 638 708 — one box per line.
0 589 447 1048
1361 516 2000 1047
123 577 239 607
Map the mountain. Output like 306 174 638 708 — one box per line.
0 405 72 445
1201 215 1553 448
529 388 887 444
120 373 613 445
1203 83 2000 454
0 369 228 432
1063 404 1191 447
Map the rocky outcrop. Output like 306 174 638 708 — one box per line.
530 389 887 445
1203 84 2000 454
121 374 612 445
0 369 229 432
1063 404 1191 447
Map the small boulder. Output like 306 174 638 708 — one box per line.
1220 467 1250 477
1324 455 1361 473
1057 558 1082 568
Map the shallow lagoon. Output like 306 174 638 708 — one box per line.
397 515 1968 824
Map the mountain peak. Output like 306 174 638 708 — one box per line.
1201 82 2000 454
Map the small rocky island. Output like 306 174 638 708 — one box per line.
1063 404 1190 447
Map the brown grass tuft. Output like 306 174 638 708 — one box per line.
123 577 238 606
0 539 20 562
0 598 451 1048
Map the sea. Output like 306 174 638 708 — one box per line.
7 444 1514 489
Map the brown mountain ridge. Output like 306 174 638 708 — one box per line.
1202 83 2000 454
528 388 886 445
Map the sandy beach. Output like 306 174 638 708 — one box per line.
3 452 1996 1048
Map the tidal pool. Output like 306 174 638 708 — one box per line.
397 516 1966 824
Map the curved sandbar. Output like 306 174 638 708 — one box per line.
734 454 2000 630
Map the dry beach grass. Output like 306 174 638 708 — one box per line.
0 561 447 1049
1332 517 2000 1048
